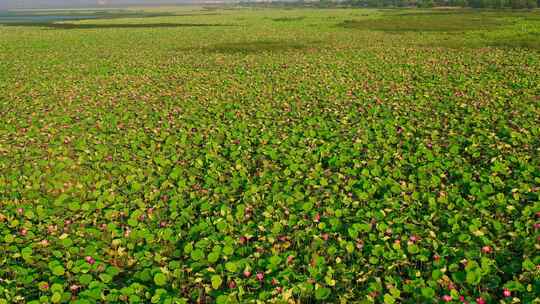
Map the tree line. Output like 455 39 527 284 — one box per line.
341 0 538 9
240 0 538 9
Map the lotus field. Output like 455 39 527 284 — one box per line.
0 7 540 304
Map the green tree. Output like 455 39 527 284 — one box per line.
510 0 526 8
451 0 468 7
418 0 434 7
492 0 506 8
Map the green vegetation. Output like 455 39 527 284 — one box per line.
341 0 539 9
340 12 509 31
0 7 539 304
242 0 539 9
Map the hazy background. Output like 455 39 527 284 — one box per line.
0 0 231 10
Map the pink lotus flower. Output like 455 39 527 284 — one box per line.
20 228 27 236
476 297 486 304
17 208 24 214
481 246 492 254
503 288 511 297
85 256 95 265
442 295 452 302
314 213 320 223
70 284 80 292
256 272 264 281
243 270 251 278
239 236 247 245
287 255 294 264
369 291 379 298
228 280 236 289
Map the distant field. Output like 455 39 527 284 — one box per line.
0 7 539 304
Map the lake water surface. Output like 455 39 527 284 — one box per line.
0 14 99 23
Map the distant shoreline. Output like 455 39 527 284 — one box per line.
1 2 235 11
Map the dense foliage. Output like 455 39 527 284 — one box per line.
340 0 539 9
0 7 539 304
241 0 539 9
